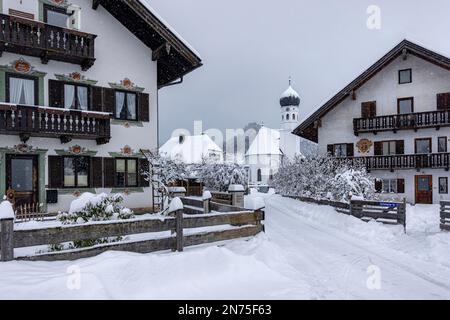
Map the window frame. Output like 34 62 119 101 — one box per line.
439 177 448 194
333 144 348 158
5 72 39 105
114 90 138 121
381 179 398 194
43 4 70 28
415 138 432 154
115 158 138 188
397 97 414 114
398 68 412 84
381 140 397 156
62 156 90 188
438 137 448 153
62 82 91 111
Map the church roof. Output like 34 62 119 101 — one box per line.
160 134 223 164
246 127 282 156
280 85 300 107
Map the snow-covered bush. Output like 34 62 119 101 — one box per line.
330 164 377 203
57 193 134 225
272 153 377 203
142 150 188 186
53 193 134 250
198 162 248 192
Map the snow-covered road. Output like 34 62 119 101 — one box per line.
262 195 450 299
1 194 450 299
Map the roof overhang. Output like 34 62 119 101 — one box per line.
93 0 202 87
293 39 450 143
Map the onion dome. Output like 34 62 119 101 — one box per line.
280 84 300 107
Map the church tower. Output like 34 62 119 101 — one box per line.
279 79 302 159
280 79 301 131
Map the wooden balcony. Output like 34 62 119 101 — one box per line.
353 110 450 135
0 104 111 145
0 14 96 70
347 153 450 172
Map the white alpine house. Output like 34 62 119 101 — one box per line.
294 40 450 204
0 0 202 213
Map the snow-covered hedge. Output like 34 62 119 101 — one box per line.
57 193 134 225
198 162 248 192
272 153 377 203
52 193 134 251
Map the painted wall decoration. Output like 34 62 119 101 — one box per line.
55 145 97 156
121 145 134 156
10 144 36 154
109 78 145 92
356 139 373 154
0 58 46 77
55 72 98 85
45 0 71 8
13 58 32 73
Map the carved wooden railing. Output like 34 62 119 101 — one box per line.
354 110 450 134
0 104 111 145
346 153 450 171
0 14 96 70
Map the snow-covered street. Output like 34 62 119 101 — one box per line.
1 194 450 299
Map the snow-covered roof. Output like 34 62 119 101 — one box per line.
280 85 301 107
160 134 223 164
139 0 201 59
246 127 282 156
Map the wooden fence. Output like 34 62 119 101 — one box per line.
440 201 450 231
0 210 264 262
285 195 406 230
350 200 406 230
211 191 233 205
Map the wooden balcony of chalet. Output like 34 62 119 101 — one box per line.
345 153 450 172
353 110 450 135
0 103 111 145
0 14 96 70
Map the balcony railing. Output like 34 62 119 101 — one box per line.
0 14 96 70
0 104 111 145
346 153 450 171
353 110 450 135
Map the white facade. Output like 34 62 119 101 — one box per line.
0 0 201 213
246 84 303 186
298 41 450 204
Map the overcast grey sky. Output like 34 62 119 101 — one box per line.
149 0 450 144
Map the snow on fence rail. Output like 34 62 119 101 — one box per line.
284 195 406 230
0 210 265 262
440 201 450 231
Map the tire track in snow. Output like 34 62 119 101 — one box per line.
264 195 450 298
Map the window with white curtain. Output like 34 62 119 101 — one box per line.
8 76 36 105
115 91 137 120
64 84 89 110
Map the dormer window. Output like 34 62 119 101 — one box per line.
44 4 70 28
399 69 412 84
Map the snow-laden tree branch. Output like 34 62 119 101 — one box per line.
272 153 377 203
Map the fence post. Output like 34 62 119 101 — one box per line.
175 210 184 252
1 217 14 262
202 190 212 214
401 198 407 234
349 200 354 217
229 184 245 208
